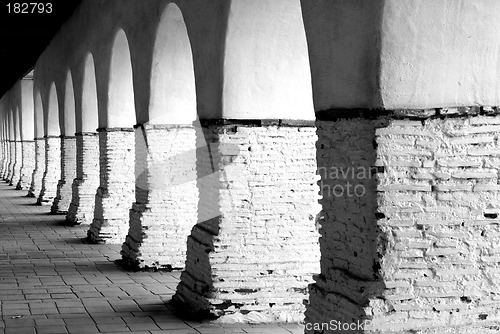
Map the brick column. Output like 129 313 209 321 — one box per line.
174 120 321 322
1 140 11 180
305 116 386 333
28 138 46 197
87 128 135 244
121 124 198 270
0 140 4 177
6 141 15 182
66 133 99 225
36 136 61 205
51 136 76 214
10 141 23 186
305 107 500 333
16 141 36 190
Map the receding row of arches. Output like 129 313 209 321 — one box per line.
0 0 322 324
3 0 491 330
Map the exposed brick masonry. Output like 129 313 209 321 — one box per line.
51 136 77 214
10 141 23 186
37 136 61 205
66 133 100 225
28 138 45 197
121 124 198 270
87 129 135 244
16 141 35 190
0 140 10 180
174 123 321 323
306 106 500 333
6 141 15 181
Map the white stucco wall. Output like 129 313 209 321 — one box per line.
380 0 500 109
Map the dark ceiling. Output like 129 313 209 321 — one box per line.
0 0 82 97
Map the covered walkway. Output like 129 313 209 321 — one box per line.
0 182 301 334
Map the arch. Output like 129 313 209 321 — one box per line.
63 71 76 136
34 91 44 138
107 29 136 128
80 53 99 133
222 0 314 120
149 3 196 125
45 83 60 136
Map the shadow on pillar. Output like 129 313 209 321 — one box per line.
87 128 135 244
305 115 389 333
28 138 46 198
172 121 222 319
174 120 321 323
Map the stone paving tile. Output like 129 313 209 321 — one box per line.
0 183 305 334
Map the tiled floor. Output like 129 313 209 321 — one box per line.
0 182 304 334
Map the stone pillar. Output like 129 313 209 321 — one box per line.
305 107 500 333
1 140 10 180
121 124 198 270
174 121 321 323
0 140 4 176
5 141 15 182
51 136 77 213
16 141 36 190
10 141 23 186
87 128 135 244
66 133 99 224
36 136 61 205
305 115 386 334
28 138 46 197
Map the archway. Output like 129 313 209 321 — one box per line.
28 91 46 197
17 78 35 190
67 54 100 225
88 29 137 244
37 83 62 205
52 71 77 213
10 106 22 186
122 3 199 270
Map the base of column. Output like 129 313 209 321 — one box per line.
120 125 198 270
28 138 46 198
173 120 321 323
37 137 61 205
5 142 15 182
305 108 500 333
51 137 77 214
66 134 99 225
16 141 35 190
0 142 8 178
10 141 23 187
87 129 135 244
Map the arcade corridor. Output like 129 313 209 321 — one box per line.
0 181 301 334
4 0 500 332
